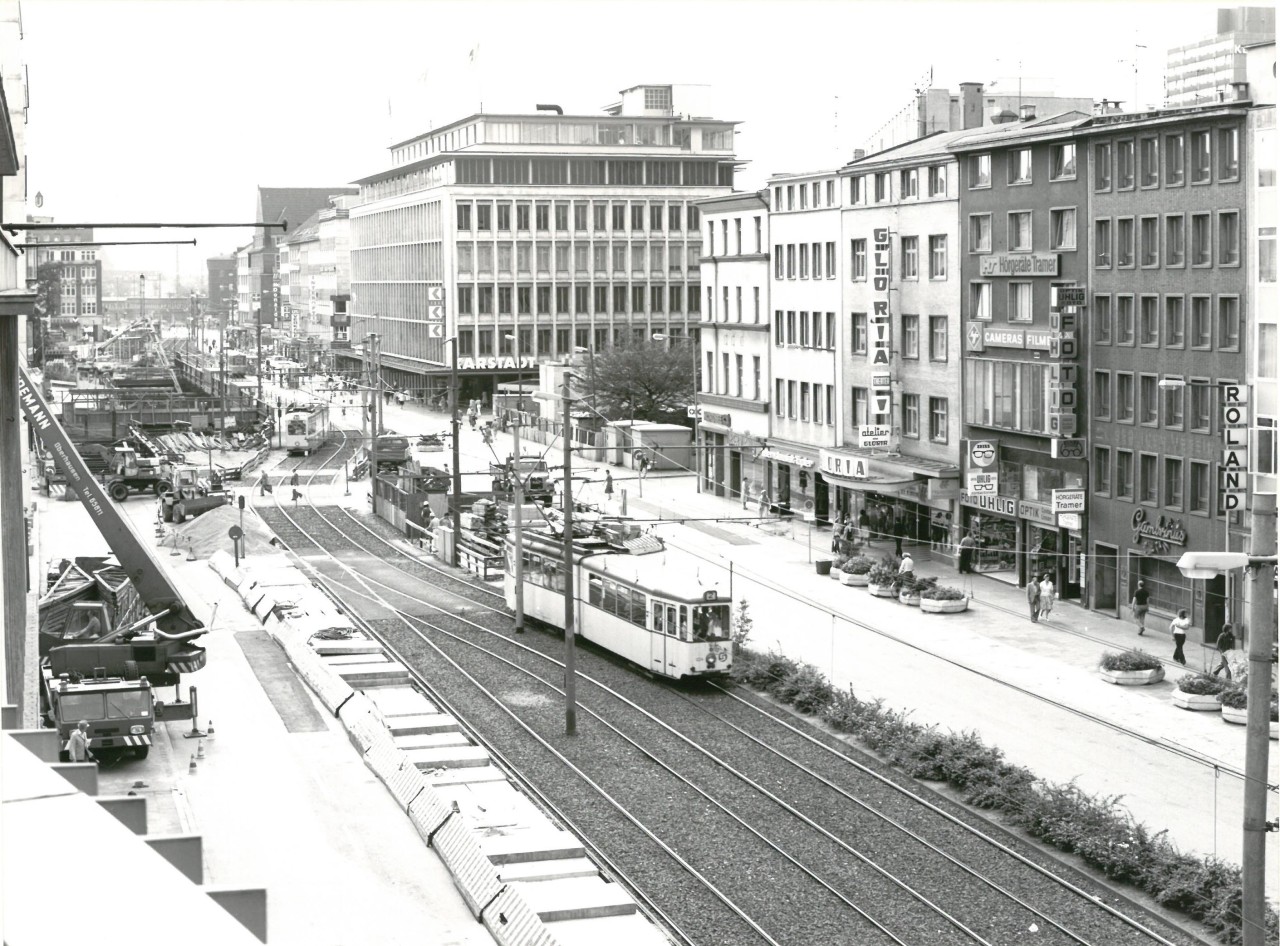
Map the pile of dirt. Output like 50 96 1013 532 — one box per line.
178 505 280 559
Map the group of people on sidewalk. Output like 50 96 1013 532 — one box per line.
1131 579 1235 674
1024 572 1056 622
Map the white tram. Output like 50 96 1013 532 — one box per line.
282 403 329 456
504 525 733 680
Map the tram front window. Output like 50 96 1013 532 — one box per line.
691 604 730 641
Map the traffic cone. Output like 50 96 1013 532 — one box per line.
188 754 197 774
206 720 214 737
196 739 205 760
186 539 197 562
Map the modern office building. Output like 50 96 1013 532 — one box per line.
696 190 770 500
1165 6 1275 107
348 84 737 405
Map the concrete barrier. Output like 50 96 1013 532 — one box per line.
481 885 562 946
407 785 453 844
430 815 504 919
336 694 383 753
365 740 426 809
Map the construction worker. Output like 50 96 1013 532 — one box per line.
67 720 94 763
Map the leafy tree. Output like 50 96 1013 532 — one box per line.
29 261 61 367
573 340 694 423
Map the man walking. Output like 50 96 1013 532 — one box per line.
958 533 975 574
1169 609 1191 666
1131 580 1150 635
67 720 94 764
1026 577 1041 623
757 488 770 519
1211 622 1236 679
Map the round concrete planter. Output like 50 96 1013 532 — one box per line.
867 582 896 598
829 568 844 580
1100 667 1165 686
898 592 921 607
839 571 870 586
1172 690 1224 711
1221 704 1247 725
919 596 970 614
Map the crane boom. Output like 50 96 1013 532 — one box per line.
18 367 204 637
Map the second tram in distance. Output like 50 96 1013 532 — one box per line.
504 524 733 680
283 403 329 456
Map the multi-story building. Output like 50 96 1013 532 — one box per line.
1165 6 1275 107
206 256 236 325
276 197 353 370
24 221 103 325
762 170 843 520
1081 101 1253 635
833 129 971 550
696 191 770 500
1246 40 1276 498
950 112 1092 598
349 84 735 405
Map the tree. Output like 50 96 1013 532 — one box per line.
573 341 694 424
30 261 61 368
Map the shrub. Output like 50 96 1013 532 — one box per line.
842 555 874 575
1273 694 1279 723
772 664 834 715
1176 673 1230 696
867 562 898 585
1098 650 1163 672
1219 686 1247 710
896 575 936 596
920 584 967 601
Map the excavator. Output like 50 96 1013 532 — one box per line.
18 367 207 761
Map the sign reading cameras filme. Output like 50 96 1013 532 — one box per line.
1221 384 1248 511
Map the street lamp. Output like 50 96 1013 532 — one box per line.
139 274 146 327
1175 497 1278 946
504 334 527 634
652 332 700 492
445 335 462 567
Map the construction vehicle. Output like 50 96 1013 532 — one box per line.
160 466 232 523
43 665 156 761
101 446 180 500
490 454 554 504
19 367 207 755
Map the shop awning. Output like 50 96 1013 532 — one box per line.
821 470 921 493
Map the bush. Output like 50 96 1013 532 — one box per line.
842 555 873 575
920 584 967 602
867 562 898 585
1176 673 1230 696
1219 686 1247 710
896 574 936 596
1099 649 1163 672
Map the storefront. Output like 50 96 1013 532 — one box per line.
760 445 819 517
959 491 1085 598
819 448 960 554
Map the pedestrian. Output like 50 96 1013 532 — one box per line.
67 720 94 764
893 516 907 557
604 471 614 500
468 409 477 430
831 514 844 554
1038 573 1055 620
898 551 914 578
741 476 750 510
1130 580 1150 635
638 452 649 480
1211 622 1235 679
858 509 871 545
481 423 493 446
1026 577 1041 622
1169 609 1191 666
958 533 975 574
757 488 770 518
290 470 300 488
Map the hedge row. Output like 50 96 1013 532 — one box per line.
731 646 1277 946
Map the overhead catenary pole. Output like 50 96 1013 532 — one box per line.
449 337 462 567
371 334 382 517
562 371 577 736
506 339 526 634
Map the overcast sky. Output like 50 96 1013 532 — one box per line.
20 0 1223 285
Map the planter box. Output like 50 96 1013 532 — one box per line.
1172 690 1224 711
867 582 896 598
899 592 921 607
839 572 870 586
920 596 970 614
1100 667 1165 686
1222 704 1247 725
829 568 844 580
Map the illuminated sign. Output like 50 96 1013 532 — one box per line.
979 254 1060 277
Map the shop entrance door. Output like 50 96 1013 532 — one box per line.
729 451 742 502
1060 529 1081 600
1094 542 1118 614
1203 575 1226 640
814 474 829 523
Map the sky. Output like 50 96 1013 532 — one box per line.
19 0 1227 286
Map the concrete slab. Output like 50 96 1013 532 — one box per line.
333 663 411 687
385 713 460 736
481 829 584 864
516 875 636 921
498 857 599 882
547 912 671 946
392 731 472 750
310 639 386 657
421 764 510 787
365 687 438 717
404 745 492 769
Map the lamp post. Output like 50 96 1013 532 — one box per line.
561 370 577 736
504 334 526 634
139 274 146 326
445 335 462 567
255 304 263 405
652 332 700 492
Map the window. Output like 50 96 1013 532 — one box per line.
929 397 948 442
755 217 763 253
775 379 785 416
1117 140 1135 188
1008 283 1032 323
825 312 835 350
1218 127 1239 180
1140 296 1159 345
592 285 606 314
851 312 867 353
929 316 947 361
1185 382 1209 432
1191 213 1211 266
903 394 920 437
593 203 607 231
826 179 835 205
851 239 867 280
970 282 992 321
1218 211 1239 266
788 380 797 418
1191 131 1210 183
517 203 532 230
969 214 991 253
476 204 491 230
1164 295 1185 347
1116 295 1135 345
1164 457 1183 508
498 286 512 314
478 285 493 314
799 243 809 278
1218 296 1240 350
774 244 784 279
901 168 918 198
1166 215 1185 266
1140 375 1158 425
1051 143 1076 179
851 175 864 204
798 185 807 209
1094 446 1112 494
753 287 761 322
874 173 888 201
1117 372 1134 422
929 165 947 196
612 204 626 231
1140 216 1159 266
970 153 991 188
1191 296 1211 348
826 242 835 277
901 237 918 279
1261 229 1276 283
852 387 868 424
457 285 473 315
902 315 919 358
1262 324 1279 378
1093 371 1111 420
1095 219 1112 266
1136 137 1158 187
1164 381 1184 429
1116 450 1134 500
631 203 644 230
1139 454 1158 503
456 243 474 274
457 203 472 230
799 382 810 420
1008 148 1034 185
573 203 587 232
812 242 822 277
536 203 550 230
1189 462 1211 513
1095 142 1112 190
537 286 551 314
929 235 947 278
786 244 796 278
670 285 683 313
498 203 512 230
650 204 664 231
1008 212 1031 251
632 285 646 313
1166 133 1185 185
477 329 494 356
1051 209 1076 250
613 285 627 312
1116 217 1134 267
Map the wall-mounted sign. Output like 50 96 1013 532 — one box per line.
1018 499 1057 526
1051 438 1086 460
857 425 892 448
961 492 1016 515
1131 509 1188 553
761 448 815 469
966 321 986 352
968 472 998 493
821 450 868 479
1058 512 1082 531
1222 383 1248 511
979 253 1060 277
1053 286 1087 307
969 439 998 468
1051 489 1086 514
702 411 732 428
458 356 539 371
871 228 894 430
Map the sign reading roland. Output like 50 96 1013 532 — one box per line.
979 254 1059 277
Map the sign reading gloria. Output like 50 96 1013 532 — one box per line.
979 254 1059 277
1131 509 1187 553
870 228 894 420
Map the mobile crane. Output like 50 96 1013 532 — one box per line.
19 367 207 760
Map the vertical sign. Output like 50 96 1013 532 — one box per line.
426 284 447 339
871 228 893 416
1048 295 1079 443
1221 384 1248 510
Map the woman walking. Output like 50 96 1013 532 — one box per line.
1037 573 1055 620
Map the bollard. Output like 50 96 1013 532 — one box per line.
195 739 205 760
206 720 214 738
186 537 197 561
170 533 182 556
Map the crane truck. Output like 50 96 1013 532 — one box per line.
18 367 207 762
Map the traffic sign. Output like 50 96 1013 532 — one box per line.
228 525 244 541
686 405 703 420
428 323 445 338
428 286 445 303
427 303 445 321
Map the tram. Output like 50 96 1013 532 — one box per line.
504 524 733 680
223 350 250 378
282 403 329 455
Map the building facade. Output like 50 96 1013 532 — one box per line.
1165 6 1275 107
276 199 353 370
697 191 770 501
1246 41 1277 499
349 84 735 405
951 114 1092 598
206 256 236 326
835 130 969 552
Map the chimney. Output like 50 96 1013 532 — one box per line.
1019 103 1037 121
959 82 983 129
852 148 866 161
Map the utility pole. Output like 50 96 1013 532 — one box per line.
511 356 526 634
371 334 382 517
449 337 462 568
562 371 576 735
